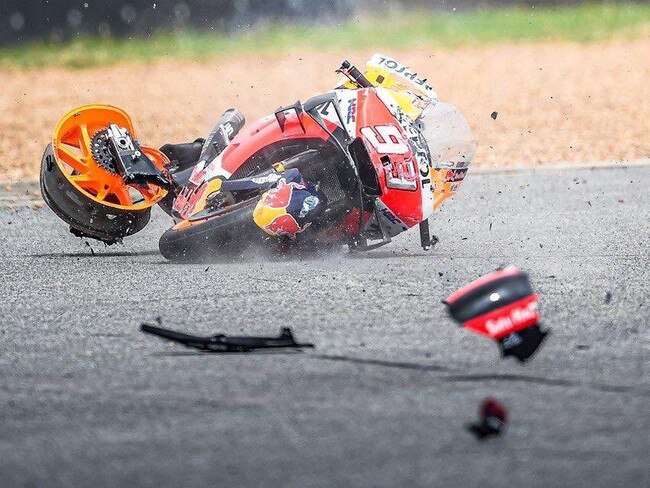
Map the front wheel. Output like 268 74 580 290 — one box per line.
158 198 269 261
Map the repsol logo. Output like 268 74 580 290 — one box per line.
375 57 434 92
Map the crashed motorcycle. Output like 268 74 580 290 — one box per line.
40 54 475 261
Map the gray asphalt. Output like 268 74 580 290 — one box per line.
0 165 648 487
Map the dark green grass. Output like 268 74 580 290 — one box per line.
1 3 648 69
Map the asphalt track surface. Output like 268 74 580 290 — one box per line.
0 165 648 487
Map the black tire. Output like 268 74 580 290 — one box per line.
158 198 269 261
40 144 151 243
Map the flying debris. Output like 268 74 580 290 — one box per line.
444 266 549 362
467 398 508 440
141 322 314 353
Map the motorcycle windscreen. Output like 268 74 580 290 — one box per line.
421 102 475 170
419 102 476 209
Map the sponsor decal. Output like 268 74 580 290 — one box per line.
264 213 302 237
465 296 540 340
346 97 357 124
368 54 435 95
263 179 295 208
299 195 319 218
383 102 431 178
433 159 456 169
317 90 358 138
444 169 468 183
254 178 321 238
501 332 523 349
251 173 282 185
484 301 538 336
371 199 409 237
379 207 402 226
222 122 235 138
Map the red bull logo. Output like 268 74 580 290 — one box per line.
263 180 294 208
253 180 308 238
263 213 302 237
253 176 325 239
444 169 467 183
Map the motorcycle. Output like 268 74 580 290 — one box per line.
40 54 476 261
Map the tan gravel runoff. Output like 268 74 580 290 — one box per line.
0 38 648 181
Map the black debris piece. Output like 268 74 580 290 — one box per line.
490 111 498 120
141 322 314 353
604 291 612 304
498 324 548 362
84 241 95 256
467 398 508 440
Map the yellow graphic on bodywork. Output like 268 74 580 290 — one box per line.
253 196 285 233
341 68 425 120
189 177 223 215
363 66 429 120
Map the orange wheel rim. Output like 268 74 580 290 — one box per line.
52 104 168 210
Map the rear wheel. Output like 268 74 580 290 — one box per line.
158 198 269 261
41 144 152 243
41 105 169 242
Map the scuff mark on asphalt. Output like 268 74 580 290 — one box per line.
443 374 649 395
311 355 650 396
142 348 648 398
29 250 161 258
314 354 451 372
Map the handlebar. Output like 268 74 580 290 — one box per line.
339 60 373 88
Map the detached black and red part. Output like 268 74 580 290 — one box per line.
444 267 549 362
467 398 508 440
